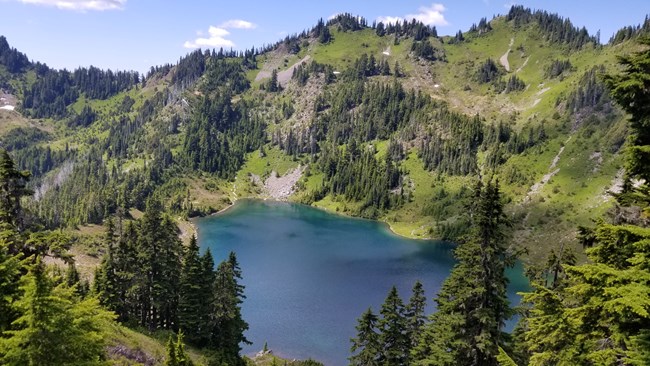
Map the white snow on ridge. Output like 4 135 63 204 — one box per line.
0 105 15 111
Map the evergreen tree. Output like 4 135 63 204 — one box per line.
166 331 194 366
405 280 427 348
179 234 212 345
0 149 31 232
414 180 511 366
166 335 179 366
0 259 114 365
520 38 650 366
268 69 280 92
378 286 410 365
0 152 28 332
0 229 21 333
350 308 381 366
208 252 249 365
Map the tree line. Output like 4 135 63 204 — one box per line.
94 201 249 365
348 38 650 366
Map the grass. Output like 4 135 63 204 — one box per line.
311 28 392 70
232 146 301 198
108 324 209 365
13 15 632 267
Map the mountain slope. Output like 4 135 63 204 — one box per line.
0 8 647 265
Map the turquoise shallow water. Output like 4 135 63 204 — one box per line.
196 199 529 366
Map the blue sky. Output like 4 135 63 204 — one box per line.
1 0 648 73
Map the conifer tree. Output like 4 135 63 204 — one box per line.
268 69 280 92
405 280 426 348
0 259 114 365
0 152 28 332
0 230 21 333
166 335 179 366
179 234 211 345
209 252 249 365
378 286 410 365
519 37 650 366
350 308 381 366
413 180 511 366
0 149 31 231
166 331 194 366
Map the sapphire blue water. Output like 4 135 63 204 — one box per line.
195 199 529 366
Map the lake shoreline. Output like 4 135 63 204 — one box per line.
192 197 437 243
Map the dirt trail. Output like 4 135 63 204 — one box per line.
516 56 530 73
524 137 571 202
500 37 514 72
532 86 551 108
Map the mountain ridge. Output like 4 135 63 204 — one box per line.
0 6 648 265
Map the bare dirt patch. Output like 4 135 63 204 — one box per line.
264 165 305 200
499 37 514 72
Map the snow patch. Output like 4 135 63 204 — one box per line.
0 105 15 111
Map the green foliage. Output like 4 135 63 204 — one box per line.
413 180 512 366
469 18 493 35
545 59 573 78
0 149 31 230
405 281 427 348
351 283 427 366
179 234 213 345
0 229 21 333
0 259 114 365
506 5 599 49
166 331 194 366
519 38 650 366
95 199 182 330
419 113 483 175
0 36 30 74
378 286 410 365
350 308 381 366
565 66 611 115
411 40 444 61
503 75 526 93
183 91 266 179
23 66 139 118
609 16 650 45
476 58 503 84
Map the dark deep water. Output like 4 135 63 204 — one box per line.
196 199 529 366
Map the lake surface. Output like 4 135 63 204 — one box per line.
196 199 529 366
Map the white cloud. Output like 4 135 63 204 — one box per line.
219 19 257 29
16 0 126 11
328 12 341 20
503 1 517 9
184 19 256 49
377 2 449 26
184 26 234 49
377 16 404 25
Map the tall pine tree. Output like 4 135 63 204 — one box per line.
414 180 512 366
0 259 114 365
378 286 410 365
350 308 381 366
520 37 650 366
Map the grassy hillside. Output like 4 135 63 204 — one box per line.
0 12 639 265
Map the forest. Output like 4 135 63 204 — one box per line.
0 4 649 365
